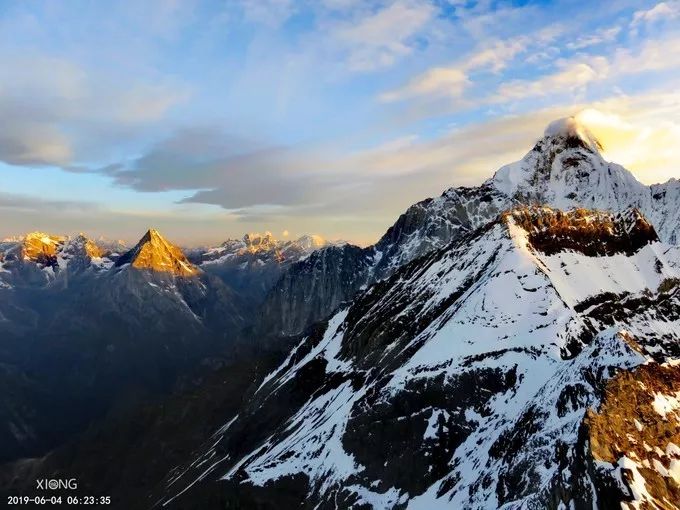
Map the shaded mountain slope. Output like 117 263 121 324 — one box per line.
0 229 245 461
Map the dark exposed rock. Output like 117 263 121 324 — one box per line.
259 244 375 338
507 207 658 257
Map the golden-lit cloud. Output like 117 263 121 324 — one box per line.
380 67 468 102
575 102 680 184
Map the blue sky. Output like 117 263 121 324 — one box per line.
1 0 679 245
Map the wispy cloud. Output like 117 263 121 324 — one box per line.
631 1 680 28
331 0 436 72
494 60 607 102
380 27 562 102
379 67 469 102
238 0 296 27
566 26 621 50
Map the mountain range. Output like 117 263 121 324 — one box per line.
1 116 679 509
0 225 337 461
261 117 680 339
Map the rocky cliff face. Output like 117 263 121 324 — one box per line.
259 243 375 338
19 232 66 266
586 360 680 508
156 206 680 509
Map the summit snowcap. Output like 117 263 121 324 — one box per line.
544 115 603 152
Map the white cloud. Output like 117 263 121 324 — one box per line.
463 37 528 73
378 39 523 102
379 67 468 102
495 59 608 102
566 26 621 50
490 34 680 104
379 27 562 102
0 52 188 167
631 1 680 27
612 35 680 73
332 0 436 72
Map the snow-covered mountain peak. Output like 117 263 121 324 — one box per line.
63 233 105 258
60 233 106 259
53 234 112 273
20 232 66 265
199 231 330 264
293 234 327 251
116 228 197 276
243 231 277 252
543 115 603 153
489 118 645 211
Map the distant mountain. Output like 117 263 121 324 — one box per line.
159 206 680 509
189 232 335 305
261 117 680 337
116 228 197 276
0 227 338 462
0 229 245 461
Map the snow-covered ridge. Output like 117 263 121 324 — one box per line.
164 204 680 508
0 231 113 279
506 207 676 311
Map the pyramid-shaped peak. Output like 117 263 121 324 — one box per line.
116 228 196 276
141 228 165 242
543 116 603 152
488 112 638 202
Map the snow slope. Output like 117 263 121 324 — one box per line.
160 206 680 509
